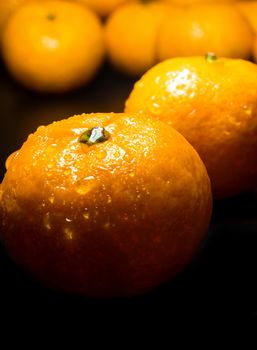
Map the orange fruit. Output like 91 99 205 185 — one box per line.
236 1 257 34
125 55 257 198
105 1 167 76
77 0 134 17
157 4 253 60
0 112 212 297
1 0 105 93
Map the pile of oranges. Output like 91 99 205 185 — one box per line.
1 0 257 91
0 0 257 297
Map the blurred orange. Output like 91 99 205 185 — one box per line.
125 55 257 198
157 4 253 60
105 1 167 76
2 0 105 93
0 112 212 296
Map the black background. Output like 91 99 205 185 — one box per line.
0 60 257 330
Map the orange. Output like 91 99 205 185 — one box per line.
77 0 134 17
125 55 257 198
236 1 257 34
157 4 253 60
0 112 212 297
1 0 105 93
105 1 167 76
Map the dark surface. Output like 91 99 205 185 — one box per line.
0 60 257 328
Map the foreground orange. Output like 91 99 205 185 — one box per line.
0 113 212 297
125 55 257 198
1 0 105 93
105 1 166 76
157 3 253 60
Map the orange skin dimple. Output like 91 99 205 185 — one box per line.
157 4 253 60
125 56 257 198
105 1 167 76
0 112 212 297
1 0 105 93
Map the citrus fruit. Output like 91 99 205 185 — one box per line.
105 1 167 76
157 4 253 60
1 0 105 93
236 1 257 34
0 112 212 297
125 55 257 198
78 0 134 17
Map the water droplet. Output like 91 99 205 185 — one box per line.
49 196 55 204
104 222 110 230
244 107 252 116
44 213 51 230
64 227 73 240
96 150 107 159
83 212 90 220
149 101 162 115
123 213 129 221
75 176 96 195
106 195 112 204
64 153 74 162
155 76 161 84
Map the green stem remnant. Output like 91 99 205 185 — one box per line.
205 52 217 62
47 13 56 21
79 127 110 146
